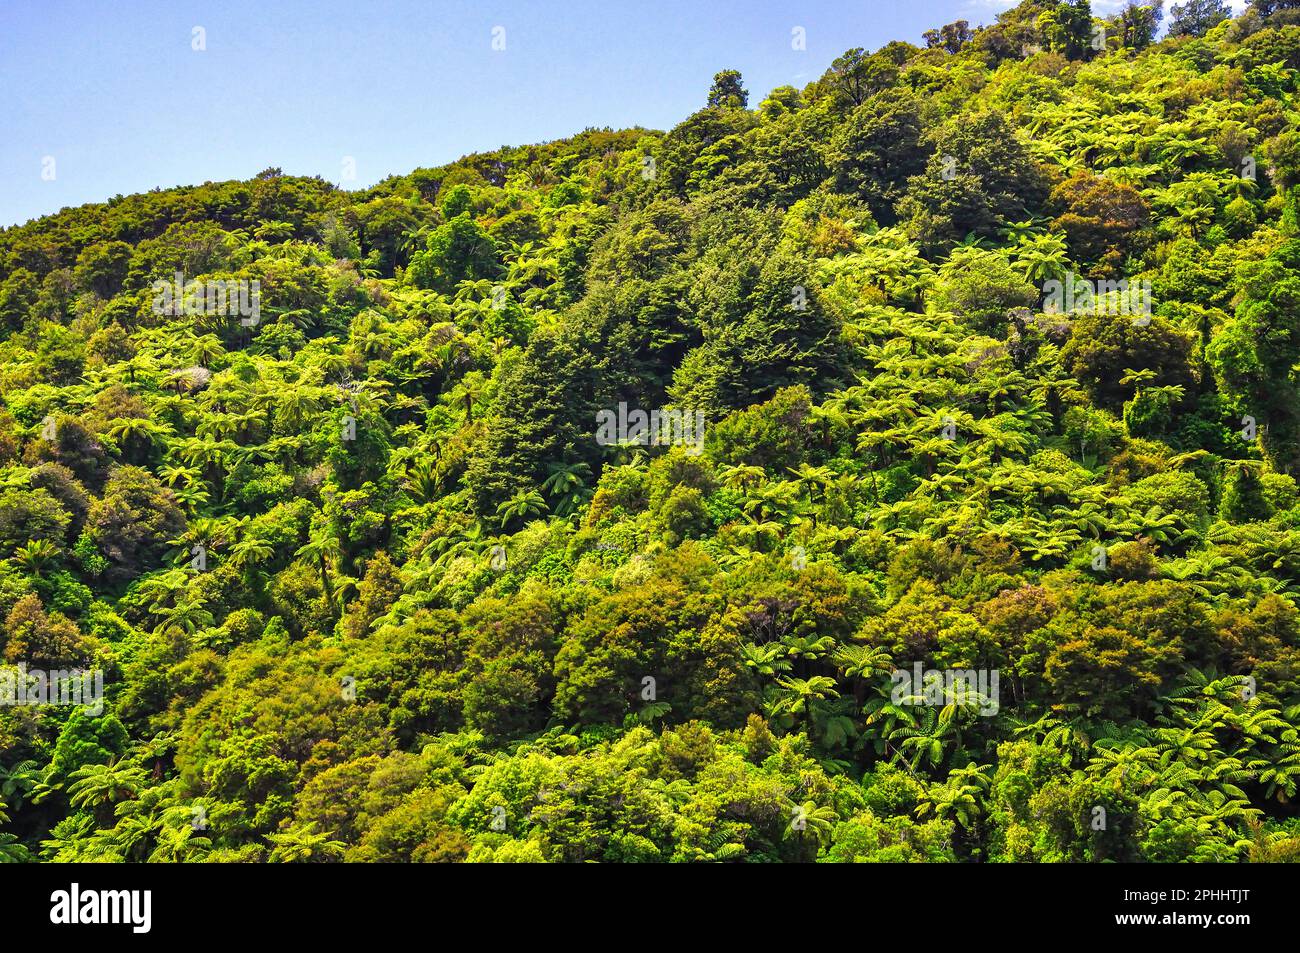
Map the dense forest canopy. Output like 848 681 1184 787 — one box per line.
3 0 1300 863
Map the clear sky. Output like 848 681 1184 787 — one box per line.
0 0 1246 228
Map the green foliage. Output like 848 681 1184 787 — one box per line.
897 111 1048 251
2 6 1300 865
408 214 500 294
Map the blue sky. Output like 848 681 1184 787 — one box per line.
0 0 1247 228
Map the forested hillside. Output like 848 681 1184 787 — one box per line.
3 0 1300 863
